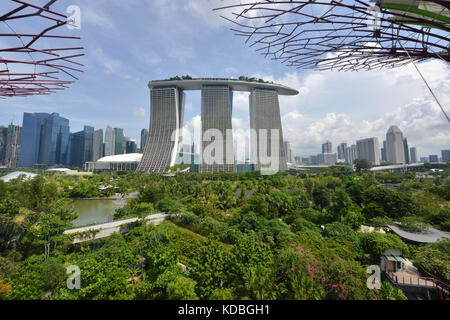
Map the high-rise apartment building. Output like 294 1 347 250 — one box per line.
5 124 21 168
429 155 439 163
322 141 332 154
410 147 418 163
386 125 405 164
344 144 357 165
317 153 337 165
337 142 347 160
284 141 293 163
442 149 450 162
356 137 380 166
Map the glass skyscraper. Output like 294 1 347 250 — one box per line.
18 112 69 167
0 127 8 166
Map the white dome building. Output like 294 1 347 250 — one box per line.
85 153 143 171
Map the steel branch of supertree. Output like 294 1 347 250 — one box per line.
214 0 450 71
0 0 84 98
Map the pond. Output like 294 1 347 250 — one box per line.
72 199 126 227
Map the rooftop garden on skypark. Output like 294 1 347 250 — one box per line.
152 75 275 84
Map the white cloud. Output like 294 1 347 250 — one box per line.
133 107 146 119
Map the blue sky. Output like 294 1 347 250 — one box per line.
0 0 449 158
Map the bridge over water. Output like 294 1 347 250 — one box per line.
64 213 167 244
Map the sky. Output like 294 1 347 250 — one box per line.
0 0 449 159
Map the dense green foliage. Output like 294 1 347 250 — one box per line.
0 167 448 300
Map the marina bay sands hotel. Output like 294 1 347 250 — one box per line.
137 78 299 174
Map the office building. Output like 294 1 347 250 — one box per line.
141 128 148 152
39 113 70 166
114 128 125 155
337 142 347 160
69 126 95 167
93 129 104 161
104 126 115 157
126 140 138 154
5 124 21 169
356 137 380 166
410 147 418 163
322 141 332 154
403 138 410 164
381 140 387 162
284 141 293 163
386 125 405 164
0 127 8 166
442 149 450 162
17 112 69 167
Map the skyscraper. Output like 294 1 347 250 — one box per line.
344 144 357 165
200 85 235 173
381 140 387 162
356 137 380 166
284 141 293 163
137 86 185 172
5 124 21 168
18 112 48 167
104 126 115 157
386 125 405 164
0 127 8 166
250 88 287 173
410 147 418 163
68 126 95 167
126 140 138 154
442 149 450 162
83 126 94 163
337 142 347 160
114 128 125 155
39 113 70 166
403 138 410 164
429 155 439 163
17 112 69 167
69 131 85 167
93 129 104 161
141 128 148 152
322 141 332 154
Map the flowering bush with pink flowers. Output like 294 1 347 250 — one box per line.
276 244 377 300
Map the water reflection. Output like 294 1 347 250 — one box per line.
72 199 126 227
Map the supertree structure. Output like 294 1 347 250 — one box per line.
0 0 83 98
214 0 450 71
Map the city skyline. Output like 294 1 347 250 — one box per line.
0 0 448 158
